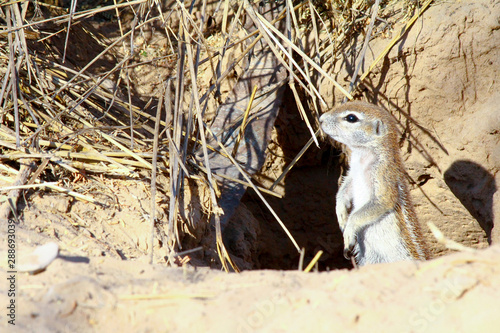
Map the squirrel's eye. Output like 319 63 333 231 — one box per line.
345 114 359 123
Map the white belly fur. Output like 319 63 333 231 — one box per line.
349 150 372 209
354 212 412 265
347 150 412 265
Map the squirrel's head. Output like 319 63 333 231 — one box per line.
319 101 396 150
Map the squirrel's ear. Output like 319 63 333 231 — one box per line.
373 119 387 136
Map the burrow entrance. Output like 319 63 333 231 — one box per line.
223 87 351 271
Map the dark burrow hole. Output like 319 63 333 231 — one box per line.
223 88 352 271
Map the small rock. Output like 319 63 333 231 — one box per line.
18 242 59 274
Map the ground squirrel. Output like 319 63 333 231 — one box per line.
319 101 429 266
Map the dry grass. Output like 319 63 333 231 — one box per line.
0 0 431 271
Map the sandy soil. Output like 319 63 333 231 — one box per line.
2 244 500 332
1 1 499 332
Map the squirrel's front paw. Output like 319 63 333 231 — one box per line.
336 208 348 232
342 223 357 259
